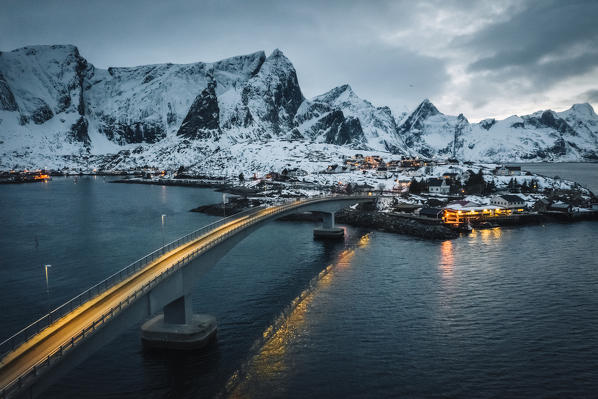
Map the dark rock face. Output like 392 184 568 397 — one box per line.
523 110 577 135
70 116 90 146
166 102 177 126
100 117 166 144
295 102 332 125
309 109 365 145
177 82 221 140
29 98 54 124
480 118 496 130
0 71 18 111
328 116 363 145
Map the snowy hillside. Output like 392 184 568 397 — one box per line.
0 44 597 171
399 99 598 162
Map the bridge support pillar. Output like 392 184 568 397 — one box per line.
314 212 344 239
140 295 217 350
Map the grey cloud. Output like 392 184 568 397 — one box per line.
459 0 598 92
581 89 598 103
0 0 596 120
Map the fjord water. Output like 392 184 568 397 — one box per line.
0 170 597 398
517 162 598 194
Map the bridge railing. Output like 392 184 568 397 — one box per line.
0 194 374 397
0 205 268 360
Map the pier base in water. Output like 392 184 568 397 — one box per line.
141 314 217 350
313 227 344 239
141 313 217 350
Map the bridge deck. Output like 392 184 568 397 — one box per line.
0 195 372 396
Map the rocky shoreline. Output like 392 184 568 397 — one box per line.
334 208 459 239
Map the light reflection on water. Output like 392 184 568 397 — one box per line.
223 233 371 399
439 240 454 278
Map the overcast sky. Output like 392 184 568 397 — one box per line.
2 0 597 121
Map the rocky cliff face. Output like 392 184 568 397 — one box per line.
177 81 221 140
0 71 18 111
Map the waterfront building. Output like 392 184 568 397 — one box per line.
494 165 522 176
442 204 512 226
419 207 444 219
490 194 526 209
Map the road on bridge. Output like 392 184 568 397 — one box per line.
0 203 295 394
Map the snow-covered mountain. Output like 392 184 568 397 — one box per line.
297 84 411 154
398 99 598 162
0 44 597 171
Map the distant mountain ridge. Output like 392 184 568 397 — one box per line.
0 44 597 169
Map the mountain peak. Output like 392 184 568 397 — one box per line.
313 84 358 105
414 98 441 117
569 103 596 117
268 48 286 59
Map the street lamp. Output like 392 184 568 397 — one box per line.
161 214 166 248
44 264 51 293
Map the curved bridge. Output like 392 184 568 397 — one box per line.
0 195 374 398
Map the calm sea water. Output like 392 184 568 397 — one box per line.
1 169 597 398
516 162 598 194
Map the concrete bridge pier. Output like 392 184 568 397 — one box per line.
313 211 344 239
140 294 217 350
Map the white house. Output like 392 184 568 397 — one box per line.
428 178 450 195
490 194 525 209
494 165 522 176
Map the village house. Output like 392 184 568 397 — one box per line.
386 160 402 172
324 164 351 174
494 165 522 176
448 200 481 208
442 172 460 181
490 194 526 209
532 198 551 212
418 207 444 219
282 168 308 178
548 202 573 213
428 178 450 195
400 158 422 168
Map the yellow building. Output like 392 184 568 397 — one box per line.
442 205 518 226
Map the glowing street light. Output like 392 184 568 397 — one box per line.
44 264 51 293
